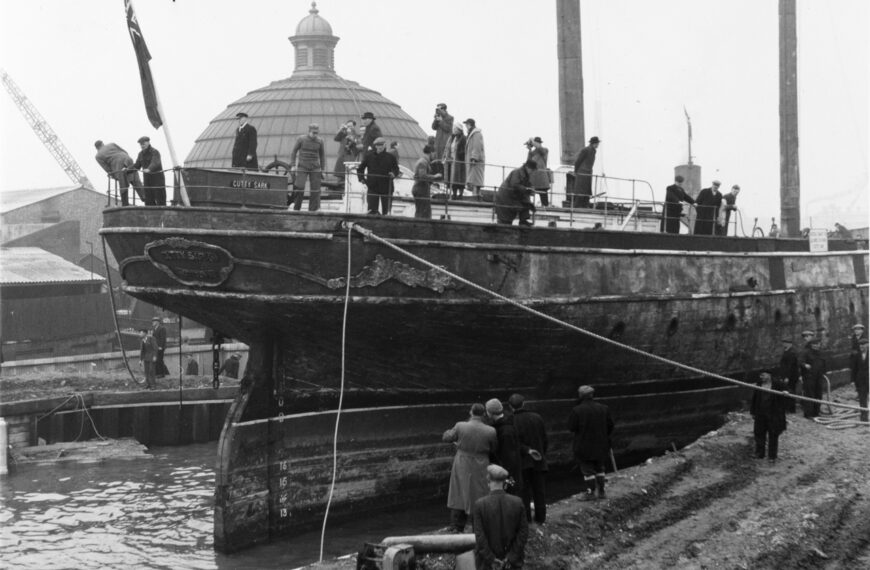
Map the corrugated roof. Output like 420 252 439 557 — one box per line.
0 247 105 285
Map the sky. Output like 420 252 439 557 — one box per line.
0 0 867 232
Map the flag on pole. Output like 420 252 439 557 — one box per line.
125 0 162 128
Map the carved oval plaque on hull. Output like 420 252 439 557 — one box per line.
145 238 234 287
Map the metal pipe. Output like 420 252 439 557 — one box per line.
380 534 476 554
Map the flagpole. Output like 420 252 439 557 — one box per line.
152 82 191 206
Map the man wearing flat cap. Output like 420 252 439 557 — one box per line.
358 111 383 155
779 337 801 413
570 136 600 208
289 123 325 211
800 338 826 419
660 174 695 234
232 112 258 169
357 136 400 215
472 464 529 570
442 403 498 533
150 316 169 378
94 140 143 206
508 393 549 524
850 323 866 354
693 180 723 236
567 385 614 500
131 136 165 206
485 398 524 497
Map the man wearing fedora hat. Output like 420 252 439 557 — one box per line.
472 464 529 570
571 136 600 208
131 136 165 206
231 112 258 169
567 385 613 500
358 111 383 155
357 136 400 215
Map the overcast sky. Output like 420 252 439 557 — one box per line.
1 0 867 231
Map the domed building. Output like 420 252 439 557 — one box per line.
184 3 428 175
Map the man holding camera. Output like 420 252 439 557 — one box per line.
432 103 454 163
525 137 551 207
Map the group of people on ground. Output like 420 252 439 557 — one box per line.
660 175 741 235
95 137 166 206
443 386 613 568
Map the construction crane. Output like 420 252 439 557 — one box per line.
1 69 95 189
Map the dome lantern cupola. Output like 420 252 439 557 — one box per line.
289 2 339 76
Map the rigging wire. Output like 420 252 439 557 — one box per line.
102 236 144 387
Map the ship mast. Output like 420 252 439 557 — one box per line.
557 0 585 165
779 0 800 237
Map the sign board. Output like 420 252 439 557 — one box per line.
808 228 828 252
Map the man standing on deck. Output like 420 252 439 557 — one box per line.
567 385 614 500
333 119 360 186
357 137 400 215
472 464 529 570
508 393 548 525
495 161 537 226
693 180 723 235
660 174 695 234
232 112 258 169
94 140 143 206
715 184 741 236
411 144 442 219
571 136 600 208
358 111 383 155
779 337 801 413
464 118 486 197
151 316 169 378
289 123 325 211
526 137 551 207
131 136 166 206
431 103 453 166
442 403 498 532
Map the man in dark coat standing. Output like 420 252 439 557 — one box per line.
570 136 600 208
693 180 723 235
779 337 801 413
431 103 454 163
715 184 740 235
472 464 529 570
750 373 789 461
357 137 399 215
132 136 166 206
508 393 548 524
411 144 442 219
485 398 523 497
94 140 143 206
231 112 258 169
567 385 614 500
852 337 869 422
358 111 383 155
495 161 537 226
660 174 695 233
151 316 169 378
800 338 826 418
139 328 158 390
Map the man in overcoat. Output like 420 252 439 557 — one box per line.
800 338 826 418
132 136 166 206
358 111 383 155
139 328 158 390
485 398 523 497
852 337 869 422
231 112 258 169
693 180 723 235
567 385 614 500
495 161 537 226
463 118 485 196
431 103 454 161
357 137 400 215
571 136 600 207
442 403 498 532
779 337 801 413
508 393 548 524
151 316 169 378
94 140 143 206
750 372 789 460
411 144 442 219
660 174 695 233
472 464 529 570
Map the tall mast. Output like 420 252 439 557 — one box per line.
557 0 585 165
779 0 800 237
684 107 694 166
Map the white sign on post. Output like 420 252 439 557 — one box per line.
808 228 828 252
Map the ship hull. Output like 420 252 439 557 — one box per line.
101 207 868 552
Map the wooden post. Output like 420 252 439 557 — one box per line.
779 0 800 237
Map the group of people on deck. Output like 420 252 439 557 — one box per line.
660 175 741 235
94 136 166 206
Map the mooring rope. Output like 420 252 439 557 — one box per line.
349 223 868 419
101 236 144 387
319 222 355 562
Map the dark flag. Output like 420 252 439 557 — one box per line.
125 0 162 128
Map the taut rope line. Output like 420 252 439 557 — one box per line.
349 223 867 416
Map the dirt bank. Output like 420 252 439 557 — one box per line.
308 384 869 570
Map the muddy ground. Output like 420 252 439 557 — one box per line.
309 385 869 570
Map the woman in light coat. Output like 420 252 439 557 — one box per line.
463 119 485 196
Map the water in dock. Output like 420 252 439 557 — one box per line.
0 441 583 568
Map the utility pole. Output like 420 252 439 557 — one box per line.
1 69 95 190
